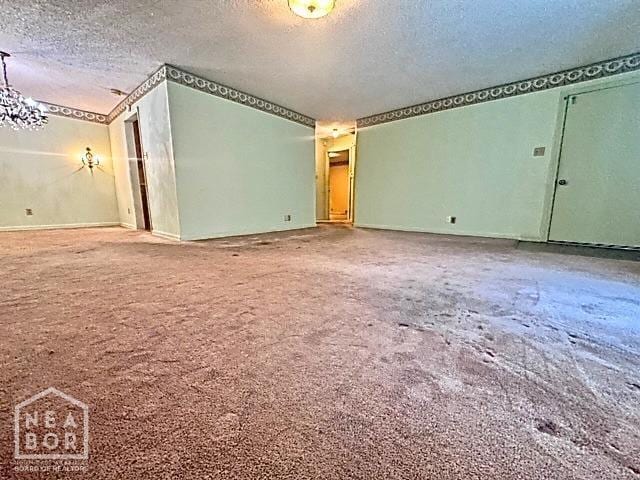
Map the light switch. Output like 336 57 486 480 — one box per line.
533 147 546 157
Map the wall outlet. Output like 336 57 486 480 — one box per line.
446 216 456 224
127 207 131 214
533 146 546 157
25 208 33 216
284 214 292 222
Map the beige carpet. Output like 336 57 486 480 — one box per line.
1 225 639 479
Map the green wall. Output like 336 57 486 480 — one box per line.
0 116 118 231
167 82 316 241
355 72 640 241
109 82 181 239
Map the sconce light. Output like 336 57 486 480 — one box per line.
81 147 100 171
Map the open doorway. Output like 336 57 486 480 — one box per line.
328 150 350 221
125 114 152 231
132 120 151 231
316 128 357 224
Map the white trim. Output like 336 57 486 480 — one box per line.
0 222 120 232
179 224 317 241
151 229 181 241
120 222 137 230
354 223 543 242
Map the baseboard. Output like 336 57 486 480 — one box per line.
0 222 121 232
179 223 317 241
518 241 640 261
353 223 538 242
151 230 181 241
120 222 137 230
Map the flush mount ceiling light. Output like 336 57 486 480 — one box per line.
288 0 336 19
0 52 47 130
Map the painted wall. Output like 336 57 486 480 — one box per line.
0 116 118 231
355 72 640 241
109 82 181 239
166 81 315 240
315 135 327 221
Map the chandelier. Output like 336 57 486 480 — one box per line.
0 52 48 130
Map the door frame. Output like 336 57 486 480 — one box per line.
541 75 640 242
324 131 357 223
124 109 153 231
325 147 355 222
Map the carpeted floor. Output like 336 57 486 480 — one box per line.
1 225 639 479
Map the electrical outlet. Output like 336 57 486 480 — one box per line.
25 208 33 216
446 216 456 224
284 215 292 222
127 207 131 214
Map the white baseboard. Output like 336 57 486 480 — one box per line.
151 230 181 241
179 223 317 241
120 222 137 230
353 223 541 242
0 222 121 232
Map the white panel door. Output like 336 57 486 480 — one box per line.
549 82 640 247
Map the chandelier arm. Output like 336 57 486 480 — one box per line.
0 52 48 130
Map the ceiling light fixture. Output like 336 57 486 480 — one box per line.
288 0 335 19
0 52 47 130
332 128 339 138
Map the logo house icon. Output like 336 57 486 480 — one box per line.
14 387 89 460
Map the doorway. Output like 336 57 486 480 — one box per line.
125 115 152 232
132 120 151 231
328 150 350 221
315 128 357 223
548 81 640 248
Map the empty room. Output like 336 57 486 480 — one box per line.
1 1 639 478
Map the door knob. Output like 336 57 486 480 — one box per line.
558 179 568 186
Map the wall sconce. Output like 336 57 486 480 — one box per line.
81 147 100 171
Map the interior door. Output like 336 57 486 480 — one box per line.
329 162 349 220
549 82 640 247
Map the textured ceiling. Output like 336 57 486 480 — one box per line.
1 0 639 121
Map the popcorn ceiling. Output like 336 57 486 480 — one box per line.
1 0 639 120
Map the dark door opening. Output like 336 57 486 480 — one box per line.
132 120 152 231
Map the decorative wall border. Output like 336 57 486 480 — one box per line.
42 63 316 128
357 51 640 128
40 102 108 124
104 64 315 127
105 65 167 123
163 65 315 128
